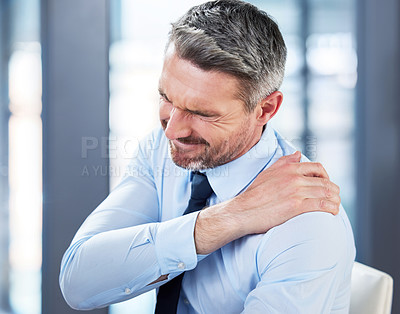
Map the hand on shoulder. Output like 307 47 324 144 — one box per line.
194 151 341 255
231 151 341 236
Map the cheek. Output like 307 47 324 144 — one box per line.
201 120 238 136
204 118 251 145
195 121 228 144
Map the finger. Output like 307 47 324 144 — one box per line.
274 151 301 166
295 185 340 201
284 151 301 163
299 177 340 194
295 162 330 179
301 198 340 215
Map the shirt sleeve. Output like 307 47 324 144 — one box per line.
59 134 199 310
242 211 355 314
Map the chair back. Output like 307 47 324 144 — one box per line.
350 262 393 314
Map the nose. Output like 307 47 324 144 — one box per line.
163 107 192 140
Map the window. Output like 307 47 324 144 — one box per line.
0 0 42 313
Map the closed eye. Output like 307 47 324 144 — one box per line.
158 88 219 120
186 109 216 118
159 93 171 103
158 89 172 103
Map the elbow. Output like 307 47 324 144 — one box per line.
60 271 92 310
61 294 84 311
59 250 95 310
59 281 79 310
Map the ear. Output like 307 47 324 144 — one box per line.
255 91 283 126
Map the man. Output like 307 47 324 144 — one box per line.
60 1 355 313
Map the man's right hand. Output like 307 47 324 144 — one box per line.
194 151 341 255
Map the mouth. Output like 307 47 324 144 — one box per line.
171 138 206 151
161 120 209 150
176 136 207 145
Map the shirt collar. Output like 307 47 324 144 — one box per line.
201 123 278 202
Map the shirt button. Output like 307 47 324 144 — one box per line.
125 287 131 294
184 298 190 305
177 262 185 270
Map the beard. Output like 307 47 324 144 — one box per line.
162 117 253 170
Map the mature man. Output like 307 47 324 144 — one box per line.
60 1 355 313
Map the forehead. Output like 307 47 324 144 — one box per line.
159 47 245 112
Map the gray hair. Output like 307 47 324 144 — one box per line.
167 0 287 112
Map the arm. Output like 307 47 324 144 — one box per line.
241 211 354 313
60 137 201 309
194 151 340 254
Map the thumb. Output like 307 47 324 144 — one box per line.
284 151 301 163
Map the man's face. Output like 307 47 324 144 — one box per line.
158 47 263 170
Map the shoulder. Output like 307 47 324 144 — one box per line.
136 126 167 155
114 127 168 188
127 127 168 167
256 208 355 278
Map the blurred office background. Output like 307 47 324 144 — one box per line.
0 0 398 313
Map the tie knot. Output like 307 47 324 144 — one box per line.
191 172 213 200
183 172 213 215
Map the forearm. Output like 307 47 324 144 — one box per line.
60 213 200 310
60 224 162 309
194 198 248 255
194 196 282 255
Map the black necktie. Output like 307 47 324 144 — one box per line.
155 172 213 314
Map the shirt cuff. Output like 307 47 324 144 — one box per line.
154 211 200 275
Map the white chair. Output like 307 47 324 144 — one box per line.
350 262 394 314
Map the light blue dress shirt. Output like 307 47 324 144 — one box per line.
60 124 356 313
